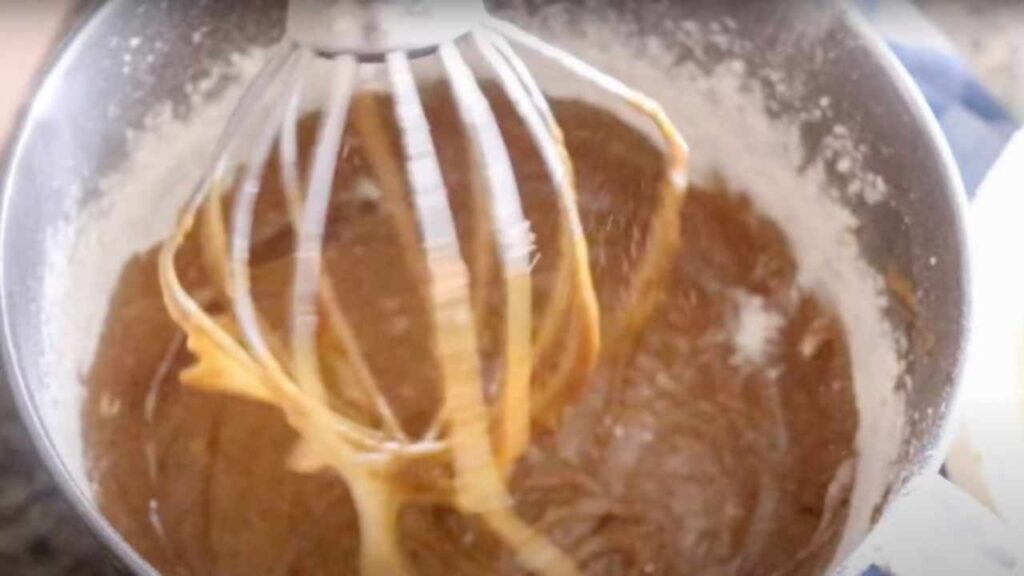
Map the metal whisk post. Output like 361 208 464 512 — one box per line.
158 1 688 574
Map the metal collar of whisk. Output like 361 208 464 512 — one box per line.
286 0 487 59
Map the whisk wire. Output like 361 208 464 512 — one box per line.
217 51 399 452
475 30 601 426
387 50 503 511
438 40 535 473
229 49 304 364
385 42 587 576
212 47 298 202
278 51 308 222
486 18 690 358
274 61 414 443
291 55 358 401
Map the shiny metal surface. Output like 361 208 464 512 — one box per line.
0 1 968 574
287 0 486 57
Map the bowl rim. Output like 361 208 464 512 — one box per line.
0 1 158 573
848 5 972 482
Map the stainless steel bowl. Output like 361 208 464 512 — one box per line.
0 0 968 573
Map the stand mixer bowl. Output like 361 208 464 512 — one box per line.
0 0 968 573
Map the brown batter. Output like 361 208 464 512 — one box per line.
84 87 857 575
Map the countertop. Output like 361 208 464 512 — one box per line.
0 1 1020 574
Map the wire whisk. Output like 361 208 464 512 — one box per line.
158 1 689 574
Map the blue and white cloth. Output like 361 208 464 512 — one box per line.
860 0 1019 195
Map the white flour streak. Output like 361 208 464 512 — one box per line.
730 291 784 368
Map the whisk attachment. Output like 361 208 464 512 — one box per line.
159 3 689 575
485 18 690 357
